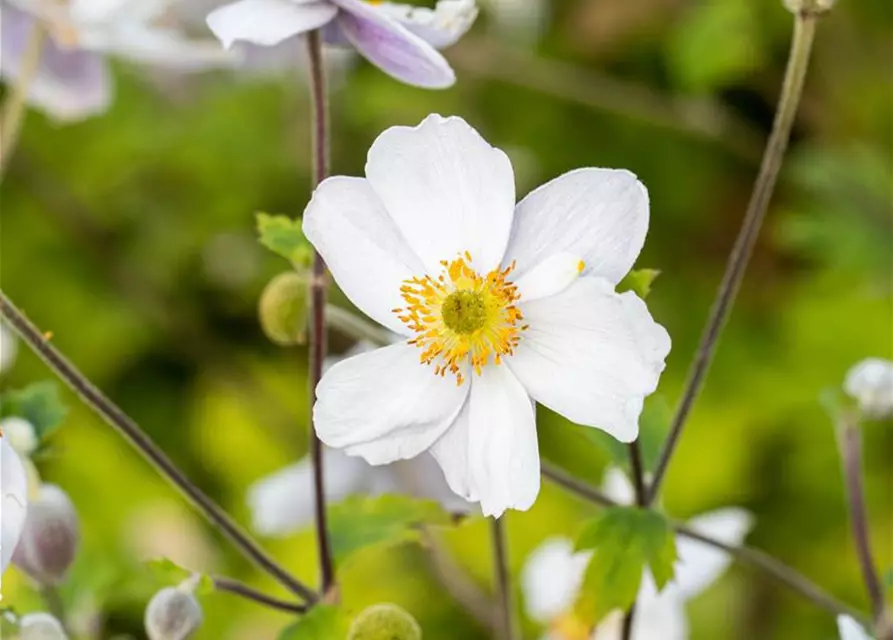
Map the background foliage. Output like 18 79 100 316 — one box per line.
1 0 891 638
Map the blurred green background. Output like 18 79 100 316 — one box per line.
1 0 891 638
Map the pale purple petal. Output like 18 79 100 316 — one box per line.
331 0 455 88
373 0 478 49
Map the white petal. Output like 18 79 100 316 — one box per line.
520 537 591 623
365 114 516 274
429 401 477 502
313 342 469 464
1 436 29 575
93 25 240 69
508 277 670 442
837 615 873 640
372 0 478 49
391 453 476 514
303 176 426 335
593 573 688 640
514 252 584 302
844 357 893 419
0 322 16 374
468 365 539 517
601 466 635 506
206 0 337 48
674 507 753 600
505 168 649 285
247 449 370 536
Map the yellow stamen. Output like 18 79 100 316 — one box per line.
577 259 585 274
394 253 525 383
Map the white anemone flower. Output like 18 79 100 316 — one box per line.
1 434 29 580
249 341 473 536
844 358 893 420
520 468 752 639
304 114 671 518
838 615 874 640
0 322 17 374
206 0 478 88
1 0 238 122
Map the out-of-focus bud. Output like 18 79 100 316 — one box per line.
0 417 39 456
144 579 203 640
1 435 29 575
844 358 893 420
14 484 79 585
259 271 310 346
19 612 69 640
782 0 836 14
0 322 17 374
347 603 422 640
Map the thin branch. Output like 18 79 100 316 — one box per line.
0 23 46 179
490 518 516 640
212 576 307 614
0 292 317 604
304 29 335 595
622 441 648 638
837 419 885 622
541 463 869 624
647 12 820 505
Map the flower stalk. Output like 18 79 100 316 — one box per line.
0 290 317 603
212 576 308 614
837 417 885 623
305 29 336 595
647 9 821 505
491 518 516 640
621 440 648 639
0 22 46 179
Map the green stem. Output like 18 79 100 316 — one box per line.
491 518 516 640
0 23 46 179
647 12 820 505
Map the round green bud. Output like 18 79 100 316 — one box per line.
782 0 836 14
144 585 203 640
259 271 309 346
348 604 422 640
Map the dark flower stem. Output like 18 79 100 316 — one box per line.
621 440 648 639
304 29 335 595
541 463 869 624
491 518 516 640
212 576 308 614
647 10 820 505
838 419 885 623
0 291 317 604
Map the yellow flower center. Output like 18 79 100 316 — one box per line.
394 252 526 384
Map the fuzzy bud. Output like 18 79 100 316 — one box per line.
782 0 836 14
14 484 79 585
0 417 39 456
347 604 422 640
19 612 69 640
259 271 309 346
144 581 203 640
844 358 893 420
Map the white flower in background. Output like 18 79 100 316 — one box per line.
206 0 478 88
1 434 29 579
249 342 472 536
520 468 752 639
305 114 670 517
0 0 238 122
0 417 39 457
837 615 874 640
0 322 17 374
482 0 548 43
844 358 893 419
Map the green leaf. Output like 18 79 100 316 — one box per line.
617 269 660 299
257 213 313 267
1 381 68 439
278 606 345 640
328 494 455 565
143 558 214 596
574 507 676 622
579 395 671 472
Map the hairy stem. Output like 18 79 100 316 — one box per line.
647 11 820 505
0 292 316 603
305 29 335 595
541 463 869 623
838 420 885 622
212 576 307 614
0 23 46 179
491 518 516 640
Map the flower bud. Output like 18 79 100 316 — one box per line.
259 271 310 346
0 321 17 374
348 603 422 640
14 484 79 585
844 358 893 420
1 435 28 575
0 417 39 456
144 582 203 640
782 0 836 14
19 612 69 640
